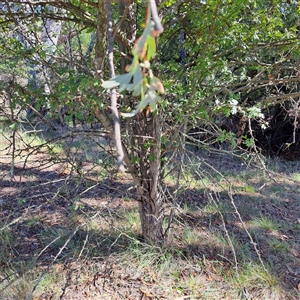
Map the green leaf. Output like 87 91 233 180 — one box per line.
133 66 143 87
132 20 155 58
148 153 156 161
137 90 159 112
102 73 133 90
146 35 156 61
121 108 139 118
127 66 143 94
9 123 17 130
40 50 47 60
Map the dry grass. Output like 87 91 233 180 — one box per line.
0 124 300 300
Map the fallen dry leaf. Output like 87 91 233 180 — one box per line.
140 288 154 298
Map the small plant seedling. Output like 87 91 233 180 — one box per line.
17 198 26 205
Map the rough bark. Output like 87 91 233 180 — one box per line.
118 0 165 245
118 0 136 72
134 111 165 245
138 189 164 245
95 0 107 78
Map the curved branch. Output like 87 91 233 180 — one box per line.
149 0 163 35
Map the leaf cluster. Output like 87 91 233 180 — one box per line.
102 11 164 118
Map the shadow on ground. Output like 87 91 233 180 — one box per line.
0 149 300 299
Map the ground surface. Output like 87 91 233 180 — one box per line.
0 124 300 300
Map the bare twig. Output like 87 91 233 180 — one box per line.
106 0 125 173
26 225 81 300
228 190 267 272
5 89 16 180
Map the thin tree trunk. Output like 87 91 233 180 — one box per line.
100 0 166 245
138 190 164 244
134 111 165 245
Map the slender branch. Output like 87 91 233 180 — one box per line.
149 0 163 35
5 89 16 180
106 0 125 173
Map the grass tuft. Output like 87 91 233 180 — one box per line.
234 262 283 300
249 216 282 232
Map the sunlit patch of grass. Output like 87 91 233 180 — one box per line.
0 273 35 300
215 231 239 249
164 172 175 185
292 172 300 181
122 195 132 202
249 216 281 232
121 240 172 276
21 133 45 148
232 262 283 299
181 172 198 189
48 143 64 156
267 237 289 254
171 270 209 298
180 201 199 214
123 208 140 231
39 226 74 254
119 240 208 298
235 170 249 182
20 132 64 156
202 201 229 215
197 177 212 189
181 226 201 245
38 224 103 260
213 231 256 262
86 218 102 231
37 270 60 292
118 237 279 299
241 184 255 193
